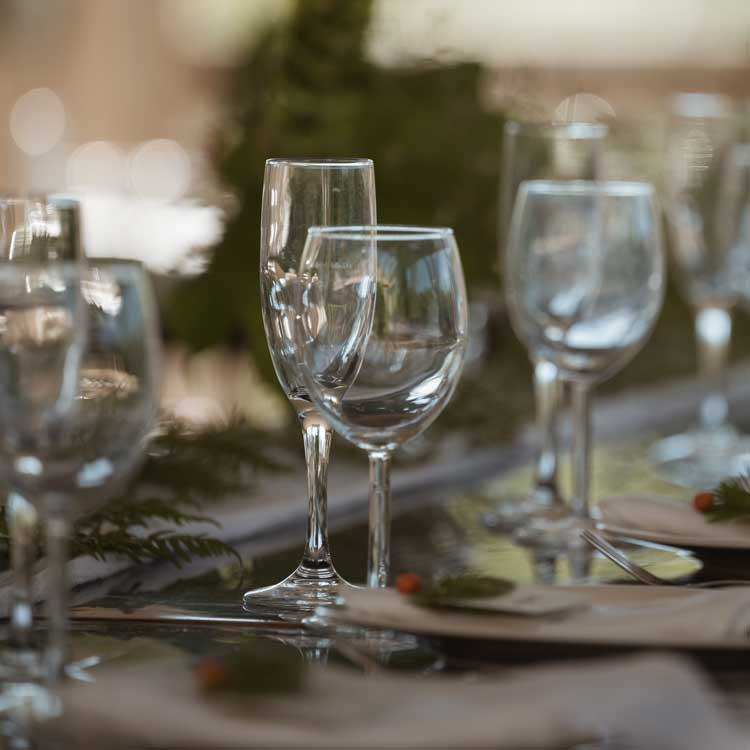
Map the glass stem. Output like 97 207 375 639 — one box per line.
695 306 732 431
367 450 392 588
6 492 38 650
43 494 70 685
571 382 592 520
532 359 561 506
299 410 333 574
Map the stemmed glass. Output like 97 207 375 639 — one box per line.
244 158 376 613
651 93 750 487
298 226 468 587
0 261 87 715
495 121 607 529
42 260 161 680
0 197 83 682
505 181 665 548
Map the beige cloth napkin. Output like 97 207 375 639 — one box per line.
336 585 750 647
598 495 750 547
44 653 746 749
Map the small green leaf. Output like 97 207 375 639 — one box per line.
705 475 750 523
411 573 515 609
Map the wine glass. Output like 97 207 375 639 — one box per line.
244 158 376 614
650 93 750 487
505 181 665 548
39 260 161 681
494 121 607 530
298 225 468 587
0 260 87 716
0 197 84 683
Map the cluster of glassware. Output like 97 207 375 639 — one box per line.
3 88 750 708
243 158 469 613
0 197 161 716
494 92 750 553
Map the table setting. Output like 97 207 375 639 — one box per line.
3 91 750 749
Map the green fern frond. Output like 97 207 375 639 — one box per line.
706 475 750 522
0 415 293 571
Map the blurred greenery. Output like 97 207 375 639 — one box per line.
167 0 503 385
166 0 750 447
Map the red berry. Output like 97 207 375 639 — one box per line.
395 573 423 594
195 657 228 690
693 492 714 513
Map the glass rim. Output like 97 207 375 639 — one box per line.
520 179 655 197
265 157 373 168
504 120 608 139
307 224 454 242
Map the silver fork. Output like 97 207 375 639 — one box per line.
580 529 750 588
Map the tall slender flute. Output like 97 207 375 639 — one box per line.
243 159 376 614
651 94 750 487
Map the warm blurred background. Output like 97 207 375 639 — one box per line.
3 0 750 444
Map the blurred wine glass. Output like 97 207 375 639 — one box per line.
650 94 750 487
0 261 87 717
494 120 607 530
0 197 83 686
506 181 665 549
244 158 376 614
299 225 468 587
42 260 161 680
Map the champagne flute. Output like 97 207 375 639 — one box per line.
0 197 83 682
495 121 607 530
651 94 750 487
243 158 376 613
506 181 665 548
298 226 468 587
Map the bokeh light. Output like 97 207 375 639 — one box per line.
129 139 191 202
65 141 128 192
9 87 66 156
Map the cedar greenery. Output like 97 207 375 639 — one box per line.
411 573 515 609
0 416 293 570
705 475 750 523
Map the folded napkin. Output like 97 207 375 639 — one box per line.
43 652 746 749
334 585 750 647
598 495 750 547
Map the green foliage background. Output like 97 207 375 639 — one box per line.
167 0 749 444
167 0 503 384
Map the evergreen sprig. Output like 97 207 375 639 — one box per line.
0 416 292 570
75 529 241 569
705 475 750 523
411 573 515 609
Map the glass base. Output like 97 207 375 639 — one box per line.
303 612 425 661
0 682 61 723
242 562 356 618
482 491 567 534
650 425 750 489
512 513 594 554
0 647 43 684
